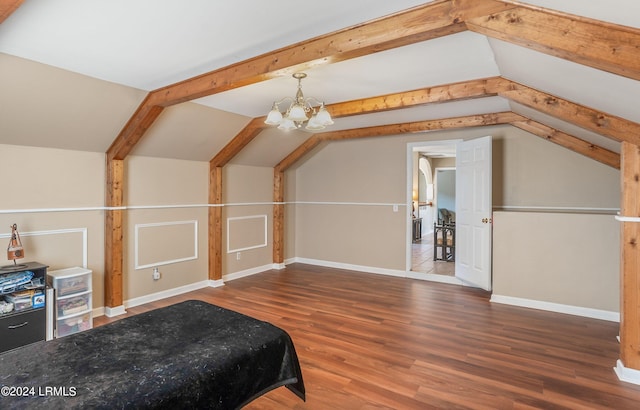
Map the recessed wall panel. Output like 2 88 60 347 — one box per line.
135 221 198 269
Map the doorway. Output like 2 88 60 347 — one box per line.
406 142 461 285
406 137 493 290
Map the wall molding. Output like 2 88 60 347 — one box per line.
494 206 619 214
615 360 640 385
134 220 198 270
226 215 267 253
0 227 88 268
123 280 212 313
292 257 406 278
127 204 210 210
104 305 126 318
0 206 107 214
222 263 279 282
1 201 407 215
294 201 406 207
93 258 620 324
615 214 640 223
4 203 619 215
491 294 619 322
98 278 226 317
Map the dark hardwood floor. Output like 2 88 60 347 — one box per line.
95 263 640 409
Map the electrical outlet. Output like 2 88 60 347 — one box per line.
236 252 241 260
152 267 160 280
393 204 398 212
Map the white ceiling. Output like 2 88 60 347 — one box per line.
0 0 426 90
0 1 638 165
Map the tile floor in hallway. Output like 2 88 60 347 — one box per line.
411 230 455 276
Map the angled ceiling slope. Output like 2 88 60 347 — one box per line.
0 1 639 169
125 0 640 169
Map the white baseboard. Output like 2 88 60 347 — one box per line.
208 279 225 287
223 263 280 281
291 257 406 278
95 266 279 317
124 280 211 310
104 305 127 318
491 294 620 322
615 360 640 385
95 262 619 325
291 257 468 286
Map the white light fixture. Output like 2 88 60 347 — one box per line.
265 72 334 131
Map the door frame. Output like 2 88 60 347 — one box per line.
406 140 463 284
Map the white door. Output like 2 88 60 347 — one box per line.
455 136 492 291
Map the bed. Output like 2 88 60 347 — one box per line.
0 300 305 409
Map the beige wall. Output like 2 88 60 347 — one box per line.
0 144 106 307
123 156 209 300
223 164 276 273
0 53 146 153
493 211 619 312
0 120 622 315
294 136 407 269
0 147 282 310
122 160 279 297
494 128 619 209
0 144 105 209
290 125 621 311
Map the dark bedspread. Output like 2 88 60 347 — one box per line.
0 300 305 409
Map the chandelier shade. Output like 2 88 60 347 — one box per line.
277 118 297 131
287 104 308 122
264 72 334 131
264 103 283 125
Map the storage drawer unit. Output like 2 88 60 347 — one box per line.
56 291 91 318
47 267 93 338
56 311 92 338
0 307 46 352
51 271 91 297
0 261 48 353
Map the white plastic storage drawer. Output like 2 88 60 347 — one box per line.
56 311 92 338
56 292 91 318
48 267 92 297
48 267 93 338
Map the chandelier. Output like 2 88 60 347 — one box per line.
264 72 334 131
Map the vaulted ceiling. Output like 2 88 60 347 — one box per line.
1 0 639 169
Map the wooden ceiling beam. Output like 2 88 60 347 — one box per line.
498 80 640 146
149 1 465 107
0 0 24 24
213 77 510 168
275 112 524 172
326 76 508 118
219 75 634 173
511 119 620 169
106 96 164 161
210 117 266 168
323 112 524 142
462 0 640 81
107 0 640 162
274 135 325 173
449 0 518 21
107 1 465 161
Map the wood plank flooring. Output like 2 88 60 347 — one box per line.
94 264 640 409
